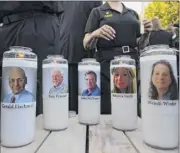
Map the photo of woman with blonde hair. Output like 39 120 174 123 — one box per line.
111 67 136 93
148 60 178 100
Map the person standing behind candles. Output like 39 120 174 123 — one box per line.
83 1 152 114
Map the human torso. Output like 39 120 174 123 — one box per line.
96 3 140 50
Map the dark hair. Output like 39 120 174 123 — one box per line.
85 71 97 81
148 60 178 100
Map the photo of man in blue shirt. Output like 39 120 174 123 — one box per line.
81 71 100 96
3 67 34 103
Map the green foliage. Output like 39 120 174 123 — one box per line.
144 1 179 28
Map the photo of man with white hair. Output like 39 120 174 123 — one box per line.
49 69 68 95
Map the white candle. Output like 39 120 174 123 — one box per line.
111 64 137 130
1 59 37 147
140 54 178 149
42 63 69 130
78 65 100 125
43 96 69 130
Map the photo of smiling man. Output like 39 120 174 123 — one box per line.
49 69 68 95
81 71 100 96
3 67 34 103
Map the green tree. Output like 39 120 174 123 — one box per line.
144 1 179 28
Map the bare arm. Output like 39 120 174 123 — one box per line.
83 31 98 50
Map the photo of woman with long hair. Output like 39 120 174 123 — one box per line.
148 60 178 100
111 67 136 94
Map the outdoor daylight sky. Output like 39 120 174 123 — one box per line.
123 2 149 14
102 1 150 15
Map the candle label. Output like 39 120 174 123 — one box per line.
110 64 137 103
1 103 35 109
147 100 177 106
110 65 137 94
78 65 100 100
42 64 68 99
1 59 37 105
140 55 178 107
